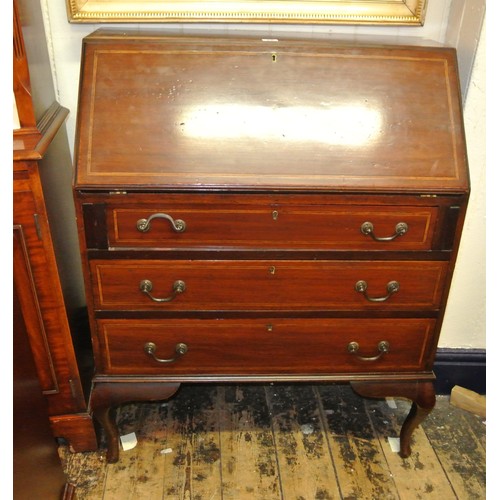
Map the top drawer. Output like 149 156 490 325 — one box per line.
91 199 440 251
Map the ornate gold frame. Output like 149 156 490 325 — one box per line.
66 0 427 25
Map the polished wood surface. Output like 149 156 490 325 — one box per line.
13 0 37 131
13 103 70 161
351 380 436 457
90 381 181 463
14 163 86 412
73 32 470 462
14 0 97 450
107 199 438 251
75 31 468 193
80 191 463 252
14 156 97 450
13 283 75 499
97 318 435 375
90 259 448 311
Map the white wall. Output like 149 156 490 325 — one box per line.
40 0 486 348
440 22 486 348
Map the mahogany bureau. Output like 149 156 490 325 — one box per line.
73 30 470 463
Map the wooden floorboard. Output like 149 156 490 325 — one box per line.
59 384 486 499
219 385 281 499
318 385 399 500
364 397 458 500
266 384 341 499
421 401 486 499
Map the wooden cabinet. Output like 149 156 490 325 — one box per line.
13 0 97 451
14 159 97 451
13 282 76 499
73 31 469 462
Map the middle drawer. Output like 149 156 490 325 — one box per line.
90 260 448 311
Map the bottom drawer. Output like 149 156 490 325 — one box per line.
97 318 435 376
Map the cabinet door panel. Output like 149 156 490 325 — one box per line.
13 225 58 393
14 168 86 414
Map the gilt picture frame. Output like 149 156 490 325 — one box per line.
66 0 428 25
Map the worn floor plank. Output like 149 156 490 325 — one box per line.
421 396 486 499
60 384 486 500
266 384 342 499
317 384 399 500
129 402 170 499
365 396 458 500
102 403 148 500
161 384 222 499
219 385 281 499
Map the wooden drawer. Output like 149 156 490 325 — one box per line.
90 260 448 311
107 203 438 251
96 318 436 375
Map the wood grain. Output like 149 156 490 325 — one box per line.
108 201 438 251
266 384 341 499
60 386 486 500
95 318 436 376
161 385 222 498
91 260 448 311
422 397 486 499
318 385 399 500
73 33 470 465
75 34 468 193
219 385 281 499
364 396 457 499
101 404 145 499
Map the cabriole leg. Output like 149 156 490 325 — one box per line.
350 380 436 458
90 381 181 463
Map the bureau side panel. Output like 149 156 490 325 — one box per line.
14 167 87 415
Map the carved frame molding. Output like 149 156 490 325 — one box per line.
66 0 427 25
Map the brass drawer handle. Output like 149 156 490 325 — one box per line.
355 280 400 302
136 213 186 233
347 340 390 361
361 221 408 241
139 279 186 302
144 342 188 363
